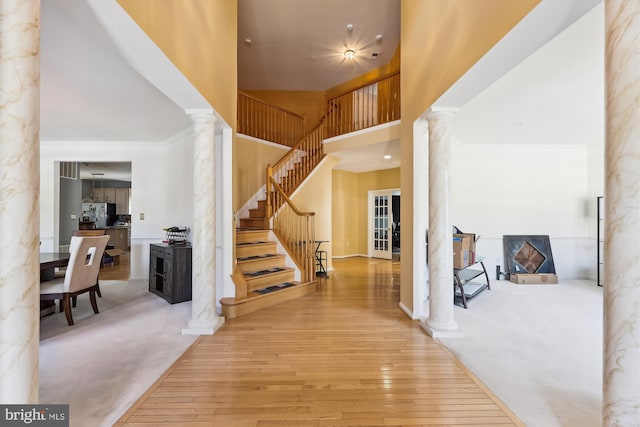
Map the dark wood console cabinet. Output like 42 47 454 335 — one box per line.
149 243 192 304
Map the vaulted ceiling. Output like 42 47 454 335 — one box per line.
40 0 602 175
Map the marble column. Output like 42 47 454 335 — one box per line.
182 111 225 335
421 108 461 338
603 1 640 424
0 0 41 403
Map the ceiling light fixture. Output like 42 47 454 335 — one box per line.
383 155 392 159
346 24 353 32
344 49 356 60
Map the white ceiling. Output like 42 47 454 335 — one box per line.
40 0 191 142
237 0 400 91
40 0 602 176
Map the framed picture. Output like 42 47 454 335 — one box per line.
503 235 556 275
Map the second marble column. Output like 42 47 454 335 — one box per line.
182 111 225 335
422 108 460 337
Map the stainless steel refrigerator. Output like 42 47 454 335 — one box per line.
81 203 116 228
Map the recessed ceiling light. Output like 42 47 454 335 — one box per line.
344 49 356 60
384 155 392 160
346 24 353 32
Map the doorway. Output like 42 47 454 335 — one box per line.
368 188 400 259
57 161 132 280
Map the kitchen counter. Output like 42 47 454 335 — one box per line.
97 227 130 250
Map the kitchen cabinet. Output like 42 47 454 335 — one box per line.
115 188 130 214
103 227 129 250
149 243 192 304
92 187 116 203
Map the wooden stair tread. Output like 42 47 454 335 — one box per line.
244 267 291 278
237 253 279 262
220 280 317 319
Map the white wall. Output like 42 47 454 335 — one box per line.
448 4 604 281
450 142 590 280
40 129 194 279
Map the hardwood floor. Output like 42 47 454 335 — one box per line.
98 251 130 281
116 257 522 427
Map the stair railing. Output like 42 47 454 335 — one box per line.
265 121 325 217
238 92 306 147
267 177 316 282
325 71 400 138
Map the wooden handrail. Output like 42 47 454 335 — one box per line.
325 72 400 139
238 91 306 121
268 176 316 282
272 121 324 172
326 71 400 100
269 177 315 217
237 92 306 147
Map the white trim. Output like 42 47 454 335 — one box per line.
237 133 295 150
323 120 401 144
185 108 214 116
399 302 417 320
219 127 235 300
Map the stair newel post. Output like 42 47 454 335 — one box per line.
266 164 273 221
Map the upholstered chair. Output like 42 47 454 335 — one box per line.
40 235 110 325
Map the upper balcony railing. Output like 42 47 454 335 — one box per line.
325 71 400 139
237 71 400 146
237 92 306 147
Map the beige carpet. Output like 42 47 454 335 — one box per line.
39 278 197 427
439 278 602 427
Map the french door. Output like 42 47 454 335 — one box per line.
369 190 395 259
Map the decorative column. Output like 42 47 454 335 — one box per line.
0 0 41 403
182 111 225 335
603 1 640 424
421 107 461 338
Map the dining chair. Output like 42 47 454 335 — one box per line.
67 229 108 296
40 235 110 326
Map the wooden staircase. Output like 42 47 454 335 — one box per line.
225 96 325 319
220 229 316 319
240 200 269 229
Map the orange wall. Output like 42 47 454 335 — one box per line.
243 90 326 129
332 168 401 257
117 0 237 126
235 136 289 211
399 0 539 311
291 156 339 271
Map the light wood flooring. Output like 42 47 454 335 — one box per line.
98 251 130 281
116 257 522 427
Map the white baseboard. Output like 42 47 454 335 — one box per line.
399 302 418 320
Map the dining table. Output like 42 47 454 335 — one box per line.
40 252 70 282
40 252 70 315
